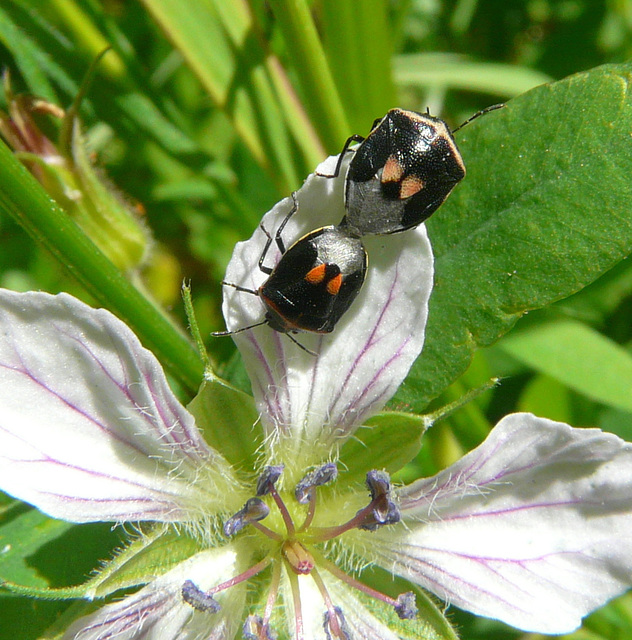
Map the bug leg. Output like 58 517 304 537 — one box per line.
257 223 275 275
273 191 299 253
258 192 299 274
220 281 259 295
316 134 365 179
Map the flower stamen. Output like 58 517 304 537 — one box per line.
320 555 417 620
181 580 221 613
243 615 276 640
296 463 338 532
308 469 401 541
258 465 296 537
323 606 351 640
182 557 273 613
311 567 347 640
262 561 282 630
224 497 272 537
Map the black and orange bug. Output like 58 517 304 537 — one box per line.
322 106 502 236
213 193 367 352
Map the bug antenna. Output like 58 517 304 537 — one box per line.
212 320 268 337
453 103 505 134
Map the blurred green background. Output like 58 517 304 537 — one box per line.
2 1 632 638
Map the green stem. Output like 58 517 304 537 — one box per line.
266 0 350 151
0 140 204 395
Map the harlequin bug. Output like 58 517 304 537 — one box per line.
213 193 367 352
323 105 502 236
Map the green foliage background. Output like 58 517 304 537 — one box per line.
2 1 632 639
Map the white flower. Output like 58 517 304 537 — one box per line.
1 156 632 639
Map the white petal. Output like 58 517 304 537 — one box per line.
0 290 232 523
360 413 632 633
222 155 433 466
63 545 247 640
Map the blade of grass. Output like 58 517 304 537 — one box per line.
0 4 58 102
394 53 553 98
321 0 396 131
5 0 204 159
142 0 300 192
265 0 350 151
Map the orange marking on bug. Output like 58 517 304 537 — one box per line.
326 273 343 295
399 175 424 199
305 263 327 285
382 155 404 183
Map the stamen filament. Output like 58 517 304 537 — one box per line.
298 489 317 532
263 561 282 628
306 503 375 542
251 520 284 541
287 570 304 640
208 556 273 596
269 484 296 536
318 555 401 610
310 567 341 636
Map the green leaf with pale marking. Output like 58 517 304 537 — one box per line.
188 375 261 469
501 320 632 413
397 63 632 411
337 412 428 487
0 508 72 587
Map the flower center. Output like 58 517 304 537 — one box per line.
282 540 314 575
181 464 417 640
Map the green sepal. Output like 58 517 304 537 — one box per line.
84 527 199 599
336 411 428 488
70 120 149 272
188 374 262 470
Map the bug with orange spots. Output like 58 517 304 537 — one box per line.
214 193 367 352
323 108 466 236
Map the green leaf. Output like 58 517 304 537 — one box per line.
397 63 632 411
517 373 573 424
337 412 428 487
501 319 632 414
3 0 201 160
0 4 58 102
0 507 123 593
187 374 261 469
556 258 632 324
0 508 73 588
266 0 350 150
140 0 316 191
